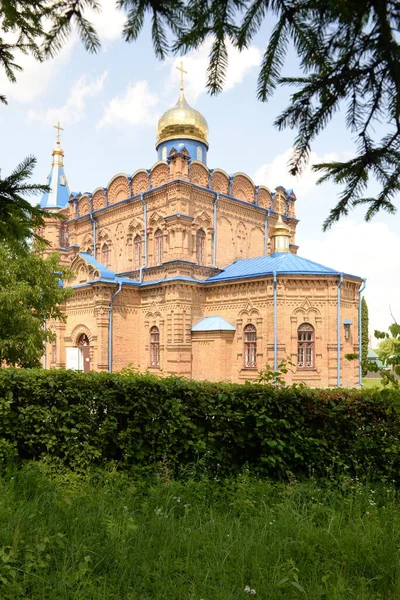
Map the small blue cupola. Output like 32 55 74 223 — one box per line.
40 123 70 209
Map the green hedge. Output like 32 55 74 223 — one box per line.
1 368 400 480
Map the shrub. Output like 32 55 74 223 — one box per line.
0 368 400 481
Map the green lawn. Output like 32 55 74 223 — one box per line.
362 377 383 389
1 462 400 599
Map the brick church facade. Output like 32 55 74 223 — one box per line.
40 80 364 387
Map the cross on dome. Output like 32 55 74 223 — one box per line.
53 121 64 143
176 61 187 91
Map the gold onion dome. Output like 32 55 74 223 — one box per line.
156 89 209 148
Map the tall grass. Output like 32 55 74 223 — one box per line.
1 462 400 599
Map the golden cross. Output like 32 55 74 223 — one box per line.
53 121 64 143
176 61 187 91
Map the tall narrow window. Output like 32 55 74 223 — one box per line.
196 229 206 265
297 323 315 369
196 146 202 162
162 146 167 162
134 234 142 269
59 221 68 248
154 229 163 265
102 243 109 266
51 341 57 363
244 324 257 368
150 326 160 367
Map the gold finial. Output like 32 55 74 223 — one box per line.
176 61 187 91
53 121 64 143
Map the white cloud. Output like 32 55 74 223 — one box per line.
253 147 354 197
86 0 125 44
300 219 400 339
166 40 262 103
0 37 76 103
28 72 107 125
98 80 159 129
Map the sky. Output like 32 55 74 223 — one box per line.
0 0 399 342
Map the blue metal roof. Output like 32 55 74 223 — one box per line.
40 162 70 209
79 253 118 280
207 252 360 283
192 316 236 332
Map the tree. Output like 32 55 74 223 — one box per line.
0 0 100 105
0 246 72 367
3 1 400 228
361 297 369 376
0 156 56 251
376 337 397 364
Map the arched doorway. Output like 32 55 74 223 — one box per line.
78 333 91 373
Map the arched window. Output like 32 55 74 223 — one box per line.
244 324 257 368
196 229 206 265
196 146 202 162
162 146 167 162
102 243 110 267
297 323 314 369
134 234 142 269
154 229 163 265
150 326 160 367
78 333 89 346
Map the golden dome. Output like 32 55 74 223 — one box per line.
156 89 209 148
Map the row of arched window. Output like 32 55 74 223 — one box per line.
98 228 207 270
149 322 315 369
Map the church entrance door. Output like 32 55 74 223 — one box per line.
78 334 91 373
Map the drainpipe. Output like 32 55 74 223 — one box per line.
89 195 97 260
213 193 220 268
337 274 344 387
139 193 147 283
43 316 47 369
263 210 270 256
273 272 278 372
358 278 367 386
108 281 123 373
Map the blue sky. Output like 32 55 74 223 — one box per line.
0 0 399 340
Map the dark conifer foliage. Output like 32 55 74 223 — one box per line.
2 1 400 227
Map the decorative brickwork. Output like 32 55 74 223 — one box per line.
40 123 362 388
107 175 130 205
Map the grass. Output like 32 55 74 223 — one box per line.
1 462 400 599
362 378 383 389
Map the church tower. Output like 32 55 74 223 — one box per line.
40 122 70 210
156 62 209 165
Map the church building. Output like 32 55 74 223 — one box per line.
40 72 364 387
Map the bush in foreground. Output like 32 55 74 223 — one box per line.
1 369 400 481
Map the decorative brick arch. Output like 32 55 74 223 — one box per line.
92 188 106 211
210 169 230 194
189 161 209 187
150 163 169 187
70 324 94 346
131 170 149 195
107 174 130 205
231 173 255 203
257 186 272 209
78 196 90 216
